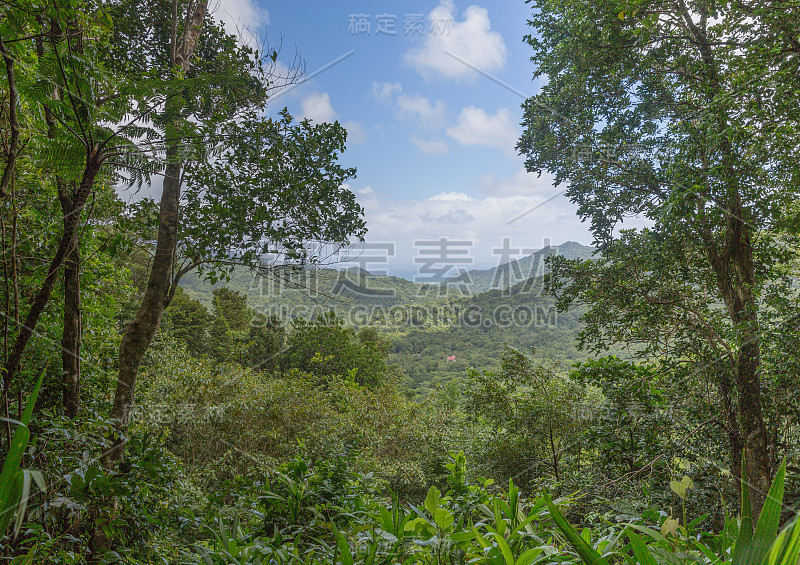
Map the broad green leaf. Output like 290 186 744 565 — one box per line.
734 459 787 565
0 369 45 536
626 531 657 565
486 532 515 565
661 516 680 537
516 547 545 565
736 455 754 561
434 507 454 530
766 518 800 565
544 492 609 565
669 476 693 500
424 486 441 516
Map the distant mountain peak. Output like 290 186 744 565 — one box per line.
443 241 594 294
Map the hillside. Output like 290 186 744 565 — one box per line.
179 241 596 311
444 241 595 294
178 242 610 394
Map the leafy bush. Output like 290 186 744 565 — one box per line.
138 342 451 498
182 452 800 565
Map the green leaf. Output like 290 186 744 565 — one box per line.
516 547 545 565
737 455 754 558
766 517 800 565
424 486 441 516
13 471 33 538
626 531 657 565
0 417 25 428
544 492 609 565
669 476 693 500
450 531 476 543
434 507 454 530
660 516 680 537
0 369 45 536
486 532 516 565
754 460 785 542
734 459 787 565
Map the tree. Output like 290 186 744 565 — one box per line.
0 1 160 416
464 347 596 490
247 313 285 372
109 0 211 459
105 0 366 463
519 0 800 517
281 313 388 387
211 287 251 332
570 357 672 478
358 326 392 356
545 231 752 489
162 288 211 355
207 288 251 362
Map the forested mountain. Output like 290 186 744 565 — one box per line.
178 241 596 310
176 241 608 392
445 241 595 293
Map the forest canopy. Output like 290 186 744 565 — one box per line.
1 1 799 564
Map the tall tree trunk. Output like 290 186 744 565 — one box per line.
0 36 20 199
107 0 207 462
703 207 771 519
1 157 101 398
683 3 773 519
58 20 84 420
60 201 81 419
716 368 743 500
728 198 770 520
109 155 180 431
738 338 770 516
733 253 771 518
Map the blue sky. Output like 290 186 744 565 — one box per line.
213 0 597 279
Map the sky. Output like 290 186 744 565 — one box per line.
208 0 597 279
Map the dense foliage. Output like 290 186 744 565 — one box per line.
518 0 800 515
0 0 798 564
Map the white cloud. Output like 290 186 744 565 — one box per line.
215 0 269 39
447 106 519 153
411 137 449 155
396 94 447 127
350 178 651 276
343 121 367 144
405 0 507 80
300 92 337 123
478 168 557 196
297 98 364 143
371 81 402 102
371 82 447 128
430 209 476 223
358 189 588 274
429 191 475 202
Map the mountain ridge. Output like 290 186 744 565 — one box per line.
444 241 595 294
178 241 596 309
